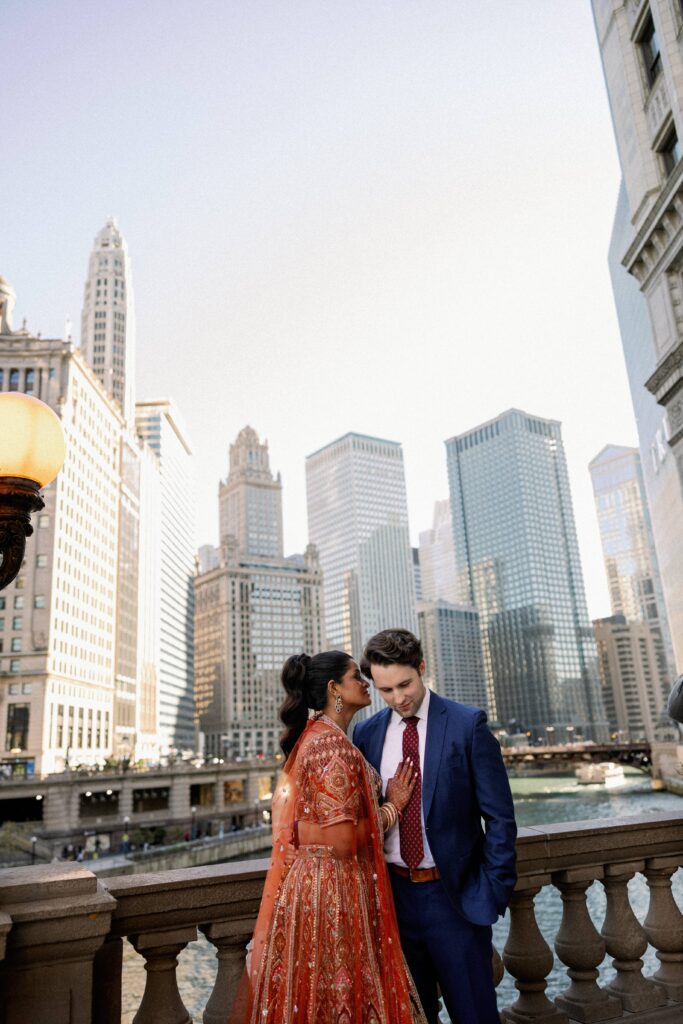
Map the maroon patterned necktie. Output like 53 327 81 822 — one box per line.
400 716 424 869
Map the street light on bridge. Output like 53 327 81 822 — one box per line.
0 393 66 590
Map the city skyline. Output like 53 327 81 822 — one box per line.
3 1 633 623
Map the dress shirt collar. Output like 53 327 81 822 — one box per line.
390 682 431 727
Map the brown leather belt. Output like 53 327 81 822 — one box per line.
390 864 441 883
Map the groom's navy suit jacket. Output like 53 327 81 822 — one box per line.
354 691 517 926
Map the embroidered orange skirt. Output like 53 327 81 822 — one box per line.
248 844 424 1024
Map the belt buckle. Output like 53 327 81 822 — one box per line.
409 867 418 882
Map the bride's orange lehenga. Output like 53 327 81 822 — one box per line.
234 716 427 1024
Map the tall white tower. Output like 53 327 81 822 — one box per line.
306 432 417 661
81 218 136 421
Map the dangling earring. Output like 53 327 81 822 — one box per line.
335 693 344 715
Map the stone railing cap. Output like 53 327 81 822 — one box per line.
0 863 98 906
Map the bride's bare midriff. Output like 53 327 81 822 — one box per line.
296 818 371 859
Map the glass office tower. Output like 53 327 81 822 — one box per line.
446 409 608 740
306 432 416 660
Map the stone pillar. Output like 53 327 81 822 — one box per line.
0 910 11 961
502 877 568 1023
119 778 133 820
169 774 191 822
200 919 254 1024
601 862 666 1012
214 771 225 815
92 935 123 1024
644 855 683 1001
43 781 72 833
129 927 196 1024
0 863 115 1024
552 868 621 1023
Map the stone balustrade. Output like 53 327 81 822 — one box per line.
0 811 681 1023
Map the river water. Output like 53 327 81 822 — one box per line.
121 772 683 1022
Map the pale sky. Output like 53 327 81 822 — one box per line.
2 1 634 619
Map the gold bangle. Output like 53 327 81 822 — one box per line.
381 802 398 832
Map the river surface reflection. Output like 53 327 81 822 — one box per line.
121 772 683 1022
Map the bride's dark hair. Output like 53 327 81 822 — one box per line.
279 650 351 756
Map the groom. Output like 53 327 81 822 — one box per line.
354 628 516 1024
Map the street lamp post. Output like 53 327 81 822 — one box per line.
191 805 197 840
546 726 555 747
30 835 37 865
122 814 130 854
0 393 66 590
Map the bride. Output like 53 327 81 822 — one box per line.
235 649 428 1024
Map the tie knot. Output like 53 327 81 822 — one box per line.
403 716 419 728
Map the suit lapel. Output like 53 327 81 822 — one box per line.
422 691 447 821
365 707 392 773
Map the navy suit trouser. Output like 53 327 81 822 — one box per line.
390 872 500 1024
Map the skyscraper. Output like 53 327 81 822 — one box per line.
305 432 417 659
194 427 324 757
0 282 124 775
219 426 283 559
592 1 683 670
418 602 487 709
419 499 459 605
445 409 607 740
594 614 669 742
589 444 674 684
136 400 195 753
80 218 136 421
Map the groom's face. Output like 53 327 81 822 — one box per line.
369 661 427 718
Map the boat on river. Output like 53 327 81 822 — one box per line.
575 762 626 788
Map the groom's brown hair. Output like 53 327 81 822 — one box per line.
363 628 423 676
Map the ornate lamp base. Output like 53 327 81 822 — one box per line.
0 477 44 590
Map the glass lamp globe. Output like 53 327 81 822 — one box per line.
0 393 66 486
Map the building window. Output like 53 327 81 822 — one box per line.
36 554 47 568
14 596 24 609
12 617 22 631
15 576 25 589
22 683 32 695
639 14 662 87
11 638 22 652
9 368 19 390
10 660 20 673
34 595 46 609
24 368 35 395
659 125 682 176
0 598 4 610
38 515 49 529
8 683 19 695
6 704 29 750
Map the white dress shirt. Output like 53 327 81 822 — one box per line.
379 686 435 868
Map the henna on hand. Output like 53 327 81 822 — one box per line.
386 759 416 814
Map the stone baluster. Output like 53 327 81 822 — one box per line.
643 855 683 1002
502 877 568 1023
129 927 197 1024
552 868 621 1022
601 861 666 1012
200 920 255 1024
492 943 504 988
